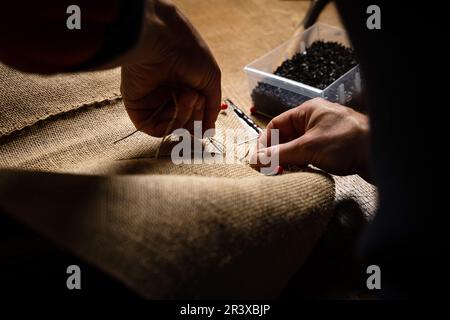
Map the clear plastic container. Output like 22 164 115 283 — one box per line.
244 23 362 118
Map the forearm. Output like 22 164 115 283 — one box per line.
353 111 373 184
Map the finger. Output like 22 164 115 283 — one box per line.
123 85 173 113
148 119 183 137
172 50 221 132
200 67 222 132
124 87 199 137
146 89 201 137
185 95 205 134
126 102 183 137
251 135 314 168
260 101 312 147
124 105 174 137
175 88 199 128
121 62 172 103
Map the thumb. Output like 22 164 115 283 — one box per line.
251 135 314 168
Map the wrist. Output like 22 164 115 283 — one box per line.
354 112 372 182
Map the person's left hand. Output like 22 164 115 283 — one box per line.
120 0 222 137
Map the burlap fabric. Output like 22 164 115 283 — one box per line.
0 63 342 298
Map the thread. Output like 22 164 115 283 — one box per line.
113 100 169 144
155 91 179 159
114 96 258 163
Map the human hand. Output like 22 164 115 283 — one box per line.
252 98 371 180
121 0 221 137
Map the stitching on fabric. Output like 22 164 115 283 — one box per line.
0 92 121 136
0 96 122 144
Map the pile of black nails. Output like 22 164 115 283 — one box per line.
251 41 358 117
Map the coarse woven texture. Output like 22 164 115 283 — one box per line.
0 62 336 298
0 59 254 174
0 0 377 297
0 63 121 137
333 174 377 219
0 169 334 299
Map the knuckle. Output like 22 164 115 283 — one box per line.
211 62 222 82
160 0 177 13
213 59 221 74
301 97 324 111
336 105 354 118
269 117 281 129
311 97 326 104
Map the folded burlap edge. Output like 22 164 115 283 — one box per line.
0 168 335 299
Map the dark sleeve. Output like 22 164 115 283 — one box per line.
334 1 428 298
0 0 145 73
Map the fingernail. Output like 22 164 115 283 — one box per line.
249 149 266 167
249 152 258 167
276 165 284 175
265 165 284 176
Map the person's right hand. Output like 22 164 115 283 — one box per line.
252 98 371 180
120 0 221 137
